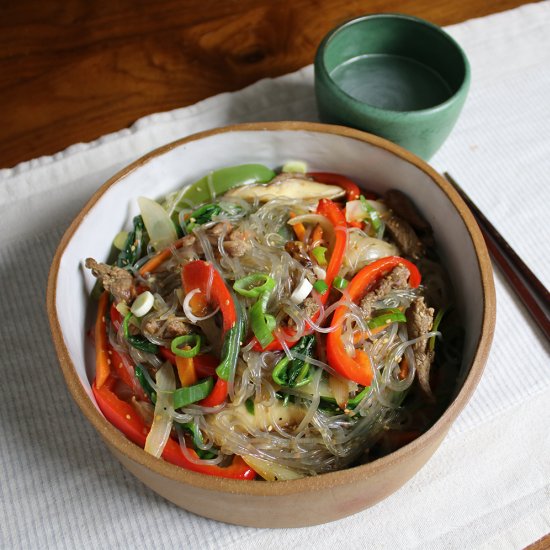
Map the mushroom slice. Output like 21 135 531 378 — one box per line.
224 178 346 202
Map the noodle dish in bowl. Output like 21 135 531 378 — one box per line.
48 122 495 526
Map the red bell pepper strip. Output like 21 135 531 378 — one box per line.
326 256 421 386
316 198 347 296
198 378 228 407
182 261 235 332
182 261 243 406
92 378 255 479
109 345 136 390
95 292 111 389
110 302 123 331
308 172 376 201
251 198 348 352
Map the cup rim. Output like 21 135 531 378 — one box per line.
315 12 471 116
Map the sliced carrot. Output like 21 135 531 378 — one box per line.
175 347 198 387
352 324 386 344
138 236 189 276
311 223 324 246
138 249 172 276
289 212 306 241
95 291 111 389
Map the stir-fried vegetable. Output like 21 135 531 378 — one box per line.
171 334 202 358
327 256 421 386
272 335 315 387
138 197 178 251
87 163 453 481
171 164 276 209
92 378 255 479
94 292 111 389
117 215 145 269
145 362 175 457
123 312 159 354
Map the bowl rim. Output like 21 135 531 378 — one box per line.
46 121 495 496
314 13 471 116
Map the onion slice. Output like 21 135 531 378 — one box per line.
290 279 313 304
182 288 220 323
131 290 154 317
138 196 178 251
144 361 175 458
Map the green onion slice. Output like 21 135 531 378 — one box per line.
250 298 276 348
333 276 348 290
367 308 407 329
313 280 329 294
233 273 276 298
171 334 202 358
360 195 382 232
311 246 327 266
173 377 214 409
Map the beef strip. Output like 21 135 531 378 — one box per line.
284 241 313 269
406 297 435 400
360 264 410 317
223 240 250 257
385 216 425 260
142 315 192 340
384 190 431 231
191 223 251 257
206 222 232 244
85 258 135 304
207 221 250 255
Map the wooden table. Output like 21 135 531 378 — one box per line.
0 0 533 169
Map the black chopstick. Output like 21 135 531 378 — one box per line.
443 172 550 342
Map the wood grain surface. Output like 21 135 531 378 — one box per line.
0 0 533 168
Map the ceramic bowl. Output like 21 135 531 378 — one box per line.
314 14 470 159
47 122 495 528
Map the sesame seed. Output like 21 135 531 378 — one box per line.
125 414 131 420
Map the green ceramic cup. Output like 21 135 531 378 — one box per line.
314 14 470 159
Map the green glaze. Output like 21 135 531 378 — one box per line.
314 14 470 159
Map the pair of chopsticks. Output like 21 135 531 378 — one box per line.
443 173 550 342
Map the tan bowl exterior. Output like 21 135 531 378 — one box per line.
47 121 496 528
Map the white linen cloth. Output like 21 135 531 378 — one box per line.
1 2 549 548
